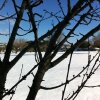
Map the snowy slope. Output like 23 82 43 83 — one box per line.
1 51 100 100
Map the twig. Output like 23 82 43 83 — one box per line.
2 64 38 98
0 0 8 11
9 64 23 100
57 0 65 16
62 51 73 100
40 51 99 91
27 0 42 61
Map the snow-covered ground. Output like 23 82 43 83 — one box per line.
1 51 100 100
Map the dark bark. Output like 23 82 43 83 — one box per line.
0 74 6 100
26 68 46 100
0 63 9 100
26 59 51 100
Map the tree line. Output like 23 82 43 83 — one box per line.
0 34 100 53
0 39 49 53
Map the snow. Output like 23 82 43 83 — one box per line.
1 51 100 100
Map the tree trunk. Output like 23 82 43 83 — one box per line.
26 60 50 100
0 66 8 100
0 75 6 100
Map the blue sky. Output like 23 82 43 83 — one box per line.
0 0 99 43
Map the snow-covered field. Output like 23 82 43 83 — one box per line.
1 51 100 100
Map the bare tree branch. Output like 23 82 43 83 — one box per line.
0 0 8 11
57 0 65 16
3 0 26 63
27 0 42 61
12 0 19 16
51 24 100 68
62 51 73 100
67 0 71 14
